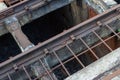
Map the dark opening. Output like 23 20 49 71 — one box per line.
22 5 72 45
53 66 68 80
92 43 111 58
115 0 120 4
0 33 21 63
64 59 83 75
78 51 97 66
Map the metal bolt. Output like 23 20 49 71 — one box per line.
70 35 76 40
97 21 102 26
44 49 49 54
24 6 29 11
13 64 18 71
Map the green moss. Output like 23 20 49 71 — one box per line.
118 29 120 32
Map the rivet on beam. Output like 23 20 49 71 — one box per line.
13 64 18 71
44 49 49 54
70 35 76 41
96 21 103 26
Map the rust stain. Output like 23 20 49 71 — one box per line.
88 7 97 18
103 69 120 80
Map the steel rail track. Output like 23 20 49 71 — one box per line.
0 4 120 80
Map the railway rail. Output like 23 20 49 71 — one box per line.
0 0 49 19
1 4 120 80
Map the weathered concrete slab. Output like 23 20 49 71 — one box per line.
65 48 120 80
0 2 7 11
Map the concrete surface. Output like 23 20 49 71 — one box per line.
0 2 7 11
65 48 120 80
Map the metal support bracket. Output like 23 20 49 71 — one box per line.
4 16 34 52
